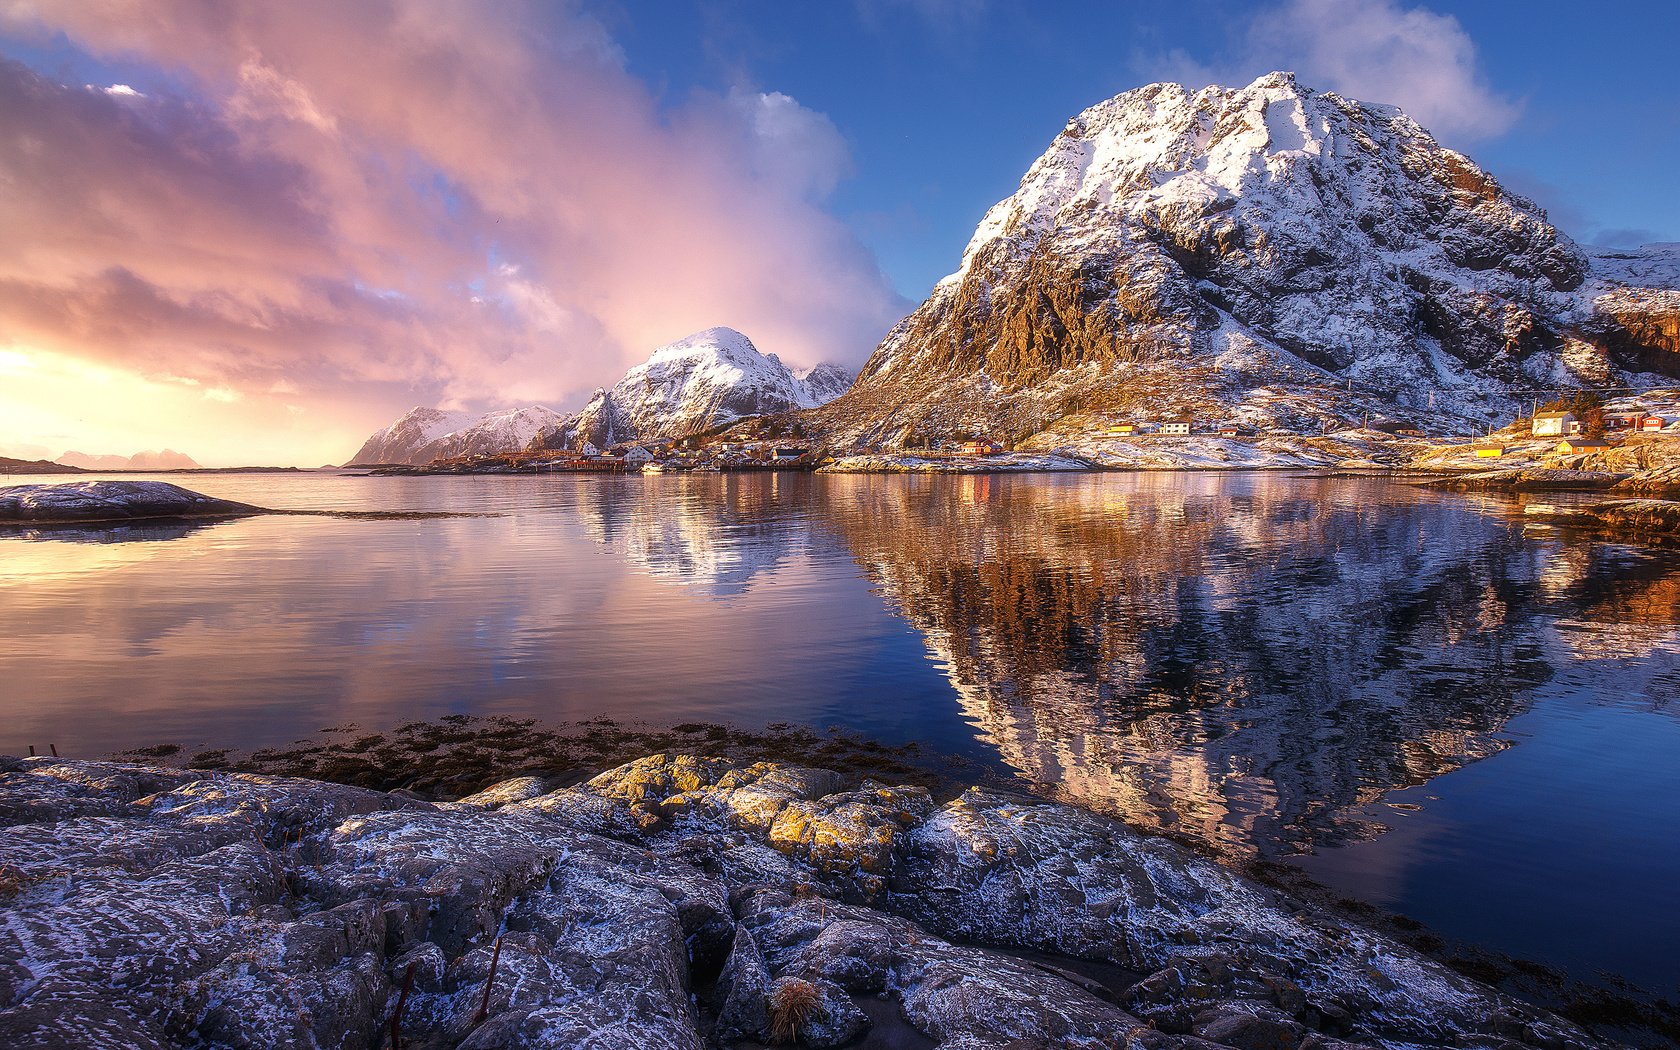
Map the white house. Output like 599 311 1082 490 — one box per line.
578 440 602 457
1159 419 1193 435
621 445 655 466
1530 411 1576 438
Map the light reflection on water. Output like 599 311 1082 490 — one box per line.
2 469 1678 991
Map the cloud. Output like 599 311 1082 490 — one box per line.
0 1 910 461
1142 0 1519 142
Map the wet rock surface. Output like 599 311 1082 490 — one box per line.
0 755 1613 1049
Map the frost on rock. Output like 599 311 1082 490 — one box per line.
0 754 1611 1049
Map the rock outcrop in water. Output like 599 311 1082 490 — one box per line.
0 481 261 524
0 753 1609 1049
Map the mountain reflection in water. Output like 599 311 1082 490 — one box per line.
821 473 1680 859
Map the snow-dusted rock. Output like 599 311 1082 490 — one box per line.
0 481 261 523
0 755 1612 1049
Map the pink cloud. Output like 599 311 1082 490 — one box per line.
0 1 909 455
1143 0 1519 143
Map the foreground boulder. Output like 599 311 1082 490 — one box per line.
0 481 262 524
0 754 1610 1049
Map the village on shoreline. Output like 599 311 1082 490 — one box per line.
346 389 1680 485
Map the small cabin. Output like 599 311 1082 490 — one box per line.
1530 411 1575 438
958 440 1003 456
1474 444 1506 458
1640 414 1668 433
1159 420 1193 436
1555 437 1610 454
1216 424 1249 437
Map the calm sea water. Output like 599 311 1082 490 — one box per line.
3 470 1678 992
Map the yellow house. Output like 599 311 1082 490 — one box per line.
1555 437 1609 454
1107 423 1138 435
1474 444 1505 458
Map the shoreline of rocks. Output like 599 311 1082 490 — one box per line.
0 752 1624 1049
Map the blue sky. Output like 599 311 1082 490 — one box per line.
615 0 1680 298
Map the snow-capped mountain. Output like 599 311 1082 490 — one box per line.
351 406 562 465
820 72 1680 446
607 327 850 437
351 328 852 463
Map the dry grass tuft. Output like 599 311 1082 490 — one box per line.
767 978 822 1044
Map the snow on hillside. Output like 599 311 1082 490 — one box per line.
1583 243 1680 292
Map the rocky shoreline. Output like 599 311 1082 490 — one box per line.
0 752 1622 1049
1523 498 1680 538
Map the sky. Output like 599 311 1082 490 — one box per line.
1 0 1676 466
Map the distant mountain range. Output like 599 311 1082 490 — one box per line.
815 72 1680 447
351 327 854 465
56 449 202 470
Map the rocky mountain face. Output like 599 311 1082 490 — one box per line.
350 406 562 465
353 329 854 464
793 362 855 405
1578 244 1680 374
57 449 201 470
819 73 1680 447
534 388 637 452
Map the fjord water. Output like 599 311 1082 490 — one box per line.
4 471 1678 992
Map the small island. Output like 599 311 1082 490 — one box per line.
0 481 264 525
